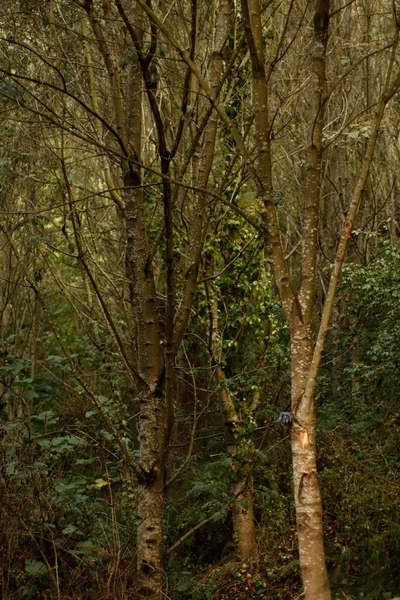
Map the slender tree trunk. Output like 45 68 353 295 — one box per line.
231 473 257 562
290 2 332 597
290 321 331 600
217 367 257 562
125 173 165 599
211 294 257 561
135 389 166 598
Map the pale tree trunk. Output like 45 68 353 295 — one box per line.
211 300 257 562
289 2 332 598
240 0 332 597
238 0 399 592
288 12 400 600
125 173 165 598
134 390 166 598
290 321 331 600
292 47 400 600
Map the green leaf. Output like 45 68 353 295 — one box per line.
47 355 65 364
25 560 48 578
85 409 98 418
94 478 108 488
75 540 96 555
281 559 300 575
120 48 138 68
62 524 78 535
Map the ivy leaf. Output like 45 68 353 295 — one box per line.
94 478 108 488
25 560 48 578
120 48 139 68
62 524 78 535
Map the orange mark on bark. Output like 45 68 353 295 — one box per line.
337 219 353 262
298 428 310 451
344 219 353 238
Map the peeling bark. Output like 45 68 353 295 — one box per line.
241 0 332 596
290 323 331 600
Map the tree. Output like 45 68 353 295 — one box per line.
1 0 231 597
140 0 400 595
1 1 400 599
236 1 400 598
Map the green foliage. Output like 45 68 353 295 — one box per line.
318 241 400 598
25 560 48 579
120 47 139 68
0 347 138 598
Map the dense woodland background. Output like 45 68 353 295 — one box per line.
1 0 400 599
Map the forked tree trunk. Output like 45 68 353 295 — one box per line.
123 0 231 592
240 0 332 597
289 1 332 596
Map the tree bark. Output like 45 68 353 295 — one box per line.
135 390 166 599
125 174 165 599
290 321 331 600
240 0 332 596
231 473 257 562
289 3 332 598
218 368 257 562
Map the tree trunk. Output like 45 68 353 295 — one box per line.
136 481 164 598
125 175 165 599
136 390 166 599
210 288 257 562
231 474 257 562
239 0 332 592
290 321 331 600
215 363 257 562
